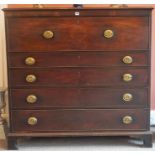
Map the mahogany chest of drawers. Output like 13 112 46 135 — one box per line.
3 7 153 149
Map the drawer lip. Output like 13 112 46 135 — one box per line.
9 88 149 109
11 109 149 132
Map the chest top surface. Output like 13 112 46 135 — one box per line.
3 7 152 17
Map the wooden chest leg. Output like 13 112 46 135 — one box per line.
142 133 153 148
7 136 18 150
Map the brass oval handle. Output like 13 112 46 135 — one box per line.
123 93 133 102
26 74 36 83
123 73 133 82
123 56 133 64
104 29 114 38
27 117 38 126
26 95 37 104
43 30 54 39
122 116 133 124
25 57 36 65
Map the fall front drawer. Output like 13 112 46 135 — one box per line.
9 68 148 87
10 88 148 109
7 17 149 52
8 52 149 68
11 109 149 132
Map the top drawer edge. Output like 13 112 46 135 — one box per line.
7 50 151 53
3 9 152 17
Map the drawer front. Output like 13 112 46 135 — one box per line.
11 109 149 132
10 88 148 109
7 17 149 52
9 68 148 87
8 52 148 68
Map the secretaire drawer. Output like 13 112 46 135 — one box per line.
11 109 149 132
10 88 148 109
9 68 148 87
8 52 149 68
7 17 149 52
